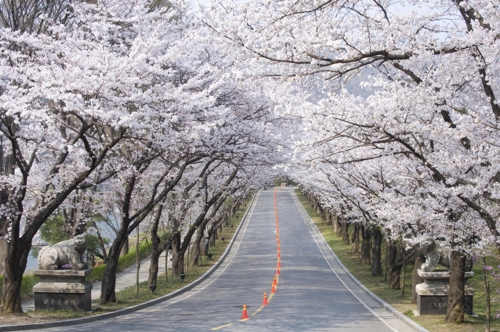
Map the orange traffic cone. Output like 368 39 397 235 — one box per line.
262 293 268 305
277 259 281 268
273 275 277 286
277 266 280 275
241 304 249 319
278 251 281 258
271 283 276 293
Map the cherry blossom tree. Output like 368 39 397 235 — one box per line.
204 0 499 323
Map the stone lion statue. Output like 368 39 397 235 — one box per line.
38 235 88 270
419 237 451 272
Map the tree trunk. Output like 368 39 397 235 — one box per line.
1 242 30 314
388 240 403 289
171 232 184 277
100 224 130 304
333 214 341 236
0 239 6 277
446 251 465 323
148 246 162 289
100 258 118 304
411 252 425 304
135 227 140 294
325 209 332 226
120 236 129 257
484 257 491 332
351 223 359 254
371 227 383 276
209 227 217 247
360 225 371 265
341 221 350 245
189 229 204 267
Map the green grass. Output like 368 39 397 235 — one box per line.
295 189 500 332
24 199 251 320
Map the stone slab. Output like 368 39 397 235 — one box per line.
33 268 93 311
417 294 473 315
33 281 92 294
34 292 91 311
416 282 474 296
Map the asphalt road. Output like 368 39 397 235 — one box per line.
40 188 415 332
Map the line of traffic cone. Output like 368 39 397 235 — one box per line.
241 304 249 319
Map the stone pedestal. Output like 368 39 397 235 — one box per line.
33 269 92 311
416 269 474 315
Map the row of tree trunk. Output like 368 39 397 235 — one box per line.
304 191 467 324
147 200 241 291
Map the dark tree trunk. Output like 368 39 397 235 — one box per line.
317 205 324 220
341 221 350 245
0 239 6 278
147 203 166 289
120 236 129 257
100 222 131 304
371 228 383 276
412 252 425 304
100 256 118 304
446 251 466 323
148 246 162 289
360 225 371 265
171 232 184 277
351 223 360 254
388 240 403 289
189 229 203 267
325 209 332 226
1 242 30 314
209 227 217 247
333 215 341 236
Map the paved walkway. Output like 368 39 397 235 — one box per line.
22 251 169 311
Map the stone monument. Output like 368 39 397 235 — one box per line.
33 235 92 311
415 238 474 315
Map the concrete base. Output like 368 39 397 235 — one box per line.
417 294 473 315
415 269 474 315
33 269 92 311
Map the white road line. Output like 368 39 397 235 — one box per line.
291 191 398 332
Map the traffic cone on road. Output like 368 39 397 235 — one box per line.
241 304 249 319
277 266 280 275
262 293 268 305
277 259 281 268
273 275 277 286
271 283 276 293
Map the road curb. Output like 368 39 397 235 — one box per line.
0 194 257 332
291 190 428 332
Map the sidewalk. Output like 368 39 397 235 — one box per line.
22 251 169 312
